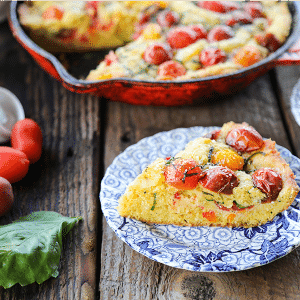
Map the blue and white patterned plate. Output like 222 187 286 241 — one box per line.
100 127 300 272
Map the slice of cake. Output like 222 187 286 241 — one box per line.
117 122 299 228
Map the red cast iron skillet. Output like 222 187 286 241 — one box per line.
8 1 300 106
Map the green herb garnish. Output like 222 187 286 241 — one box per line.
151 193 157 211
244 152 265 170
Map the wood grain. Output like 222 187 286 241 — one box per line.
100 71 299 299
0 24 100 299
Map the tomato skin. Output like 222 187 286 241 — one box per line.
0 147 30 183
211 149 244 171
143 43 173 65
234 45 263 67
188 25 207 40
207 25 234 42
167 27 197 49
244 2 264 19
225 127 264 152
157 10 179 27
42 6 64 20
0 176 14 217
252 168 283 202
200 47 226 67
11 119 43 164
157 60 186 79
199 166 239 194
197 1 227 13
226 11 252 27
164 158 203 190
203 129 221 140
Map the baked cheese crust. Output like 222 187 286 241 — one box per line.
117 122 299 228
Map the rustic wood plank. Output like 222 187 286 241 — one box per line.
0 23 100 299
101 73 300 299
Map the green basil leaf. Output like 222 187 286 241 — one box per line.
0 211 82 289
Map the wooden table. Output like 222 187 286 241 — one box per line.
1 18 300 300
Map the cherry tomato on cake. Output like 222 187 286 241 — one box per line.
157 60 186 80
244 2 264 19
197 1 228 13
42 6 64 20
199 166 239 194
225 127 264 152
166 27 197 49
11 119 43 164
157 9 180 28
234 45 263 67
226 11 253 27
0 176 14 217
200 47 227 67
188 25 207 40
0 147 30 183
252 168 283 202
211 149 244 171
203 129 221 140
164 158 203 190
143 43 173 65
207 25 234 43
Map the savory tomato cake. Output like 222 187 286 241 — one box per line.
117 122 299 228
18 1 292 81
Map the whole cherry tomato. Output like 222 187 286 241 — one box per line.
157 10 179 27
207 25 234 43
252 168 283 202
0 147 30 183
11 118 43 164
211 149 244 171
200 47 227 67
225 127 264 152
188 25 207 40
157 60 186 79
167 27 197 49
234 45 263 67
199 166 239 194
197 1 228 13
203 129 221 140
164 158 203 190
244 2 264 19
143 43 173 65
42 6 64 20
0 176 14 217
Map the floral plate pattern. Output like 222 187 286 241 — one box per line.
100 127 300 272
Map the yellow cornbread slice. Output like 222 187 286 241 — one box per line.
117 122 299 228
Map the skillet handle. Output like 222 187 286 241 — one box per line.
275 39 300 66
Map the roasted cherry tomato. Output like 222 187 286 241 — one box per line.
252 168 283 202
203 129 221 140
11 119 43 164
0 176 14 217
226 11 252 26
157 60 186 79
199 166 239 194
143 43 173 65
42 6 64 20
167 27 197 49
225 127 264 152
234 45 263 67
188 24 207 40
244 2 264 19
197 1 228 13
207 25 234 43
157 9 179 27
104 50 118 66
164 158 203 190
200 47 227 67
211 149 244 171
0 147 30 183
